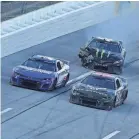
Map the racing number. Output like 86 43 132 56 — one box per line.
115 79 122 104
57 61 68 84
116 91 122 104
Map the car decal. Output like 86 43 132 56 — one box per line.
107 51 111 58
96 48 99 57
101 49 105 59
18 65 53 74
95 49 111 59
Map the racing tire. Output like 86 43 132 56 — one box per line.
81 57 87 66
62 74 69 87
112 96 117 108
107 105 113 111
106 98 116 111
123 91 128 103
49 78 57 91
69 95 79 104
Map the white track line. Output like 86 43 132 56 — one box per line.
102 131 120 139
1 72 92 115
67 71 92 85
1 108 13 115
2 70 134 115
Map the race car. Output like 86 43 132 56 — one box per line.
69 71 128 110
10 55 70 91
78 37 126 74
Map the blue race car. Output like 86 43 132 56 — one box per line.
10 55 70 91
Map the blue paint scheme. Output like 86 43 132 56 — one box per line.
10 55 58 91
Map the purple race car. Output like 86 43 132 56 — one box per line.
10 55 70 91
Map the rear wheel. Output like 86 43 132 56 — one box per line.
113 96 117 108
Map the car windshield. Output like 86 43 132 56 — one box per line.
22 59 56 72
82 75 115 90
88 40 121 53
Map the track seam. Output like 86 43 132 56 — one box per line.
2 87 71 124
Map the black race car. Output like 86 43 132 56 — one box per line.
78 37 126 74
69 71 128 110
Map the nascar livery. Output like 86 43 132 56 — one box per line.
78 37 126 74
69 72 128 110
10 55 70 91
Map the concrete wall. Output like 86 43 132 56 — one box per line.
1 1 61 22
1 1 139 58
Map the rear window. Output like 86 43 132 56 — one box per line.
88 40 121 53
82 75 115 90
22 59 56 72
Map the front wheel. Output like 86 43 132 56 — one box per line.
123 91 128 102
62 74 69 87
49 78 57 91
81 57 88 66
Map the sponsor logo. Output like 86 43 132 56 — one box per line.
95 49 111 59
18 66 53 74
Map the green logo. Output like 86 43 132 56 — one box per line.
95 49 110 59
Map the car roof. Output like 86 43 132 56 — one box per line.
93 37 120 45
91 71 116 80
31 55 57 63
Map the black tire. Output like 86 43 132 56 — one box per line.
62 74 69 87
69 95 79 104
123 91 128 102
107 105 113 111
49 78 57 91
81 57 87 66
113 96 117 108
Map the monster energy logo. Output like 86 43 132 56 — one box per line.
95 49 110 59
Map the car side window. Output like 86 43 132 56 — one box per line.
57 61 62 71
116 79 121 89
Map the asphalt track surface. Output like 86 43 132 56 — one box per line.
1 9 139 139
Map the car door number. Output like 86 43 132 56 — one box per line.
116 91 122 103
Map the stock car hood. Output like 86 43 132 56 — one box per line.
82 47 123 62
13 65 55 79
94 49 122 61
73 83 115 98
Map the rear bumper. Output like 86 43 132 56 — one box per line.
69 94 113 110
10 76 52 91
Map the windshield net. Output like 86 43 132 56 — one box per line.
82 75 115 90
22 59 56 72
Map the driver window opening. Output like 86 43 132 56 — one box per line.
116 79 121 89
57 62 62 71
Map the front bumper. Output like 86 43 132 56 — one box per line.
10 76 53 91
92 61 123 74
69 94 113 110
